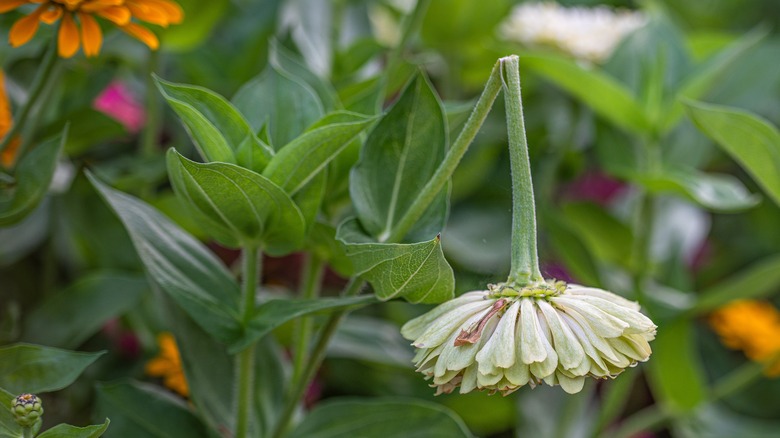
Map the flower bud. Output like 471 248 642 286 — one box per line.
11 393 43 428
401 281 656 395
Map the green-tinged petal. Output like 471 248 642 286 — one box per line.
520 298 547 364
560 312 609 376
557 372 586 394
538 300 586 371
476 300 520 373
552 296 629 337
401 291 487 340
568 295 656 334
566 285 640 311
412 300 494 348
530 309 559 379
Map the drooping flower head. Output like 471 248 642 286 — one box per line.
710 299 780 376
2 0 183 58
500 2 646 63
402 280 656 395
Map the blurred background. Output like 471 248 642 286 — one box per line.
2 0 780 436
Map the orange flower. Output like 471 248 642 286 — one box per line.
2 0 183 58
145 332 189 397
0 70 21 168
710 299 780 376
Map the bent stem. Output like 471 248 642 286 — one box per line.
271 278 364 438
501 56 544 286
386 59 504 242
0 34 60 160
235 247 260 438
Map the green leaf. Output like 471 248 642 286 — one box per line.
0 344 103 394
289 397 472 438
95 381 207 438
328 316 414 367
646 319 707 413
270 40 340 111
233 65 324 148
337 218 454 304
0 127 66 226
0 386 23 437
88 172 242 344
263 111 374 195
520 52 651 135
292 171 326 233
684 100 780 206
662 26 767 131
166 150 306 254
37 419 110 438
23 272 148 349
307 222 353 277
229 295 377 353
693 254 780 314
630 168 760 212
155 76 272 167
351 75 450 242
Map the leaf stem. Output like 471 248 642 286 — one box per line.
386 59 503 242
501 55 544 286
271 278 363 438
290 254 325 386
0 33 60 161
235 246 260 438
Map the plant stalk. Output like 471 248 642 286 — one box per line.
141 49 162 159
290 254 326 386
271 278 363 438
386 59 503 242
501 55 544 286
22 427 33 438
235 247 260 438
0 34 60 159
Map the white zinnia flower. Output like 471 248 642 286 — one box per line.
500 2 647 63
401 281 656 395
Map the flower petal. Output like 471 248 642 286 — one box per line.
538 300 585 371
0 0 26 13
79 12 103 57
121 22 159 50
530 309 559 379
96 6 132 25
476 300 520 373
519 298 547 364
412 300 494 348
58 13 80 58
557 372 585 394
401 291 486 340
9 6 45 47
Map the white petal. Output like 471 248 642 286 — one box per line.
477 370 503 387
530 310 559 379
460 364 478 394
505 359 531 386
551 296 628 337
520 298 547 364
437 311 498 375
567 295 656 334
401 291 487 340
559 312 608 376
566 285 640 311
557 372 586 394
412 300 494 348
476 300 521 373
538 300 585 371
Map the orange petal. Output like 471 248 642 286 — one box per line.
148 0 183 24
58 12 80 58
0 70 13 142
78 12 102 57
0 0 27 13
40 6 64 25
95 5 131 25
127 3 170 27
121 22 159 50
9 6 45 48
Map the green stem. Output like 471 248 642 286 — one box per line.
141 50 161 159
22 427 33 438
386 60 503 243
291 254 326 386
0 34 60 160
631 136 661 301
271 278 364 438
501 55 543 286
235 247 260 438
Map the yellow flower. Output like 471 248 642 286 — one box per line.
145 332 189 397
0 69 21 168
710 299 780 376
1 0 183 58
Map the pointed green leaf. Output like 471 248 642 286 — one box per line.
0 127 66 226
289 397 472 438
23 272 148 349
337 218 454 304
520 52 651 135
95 381 207 438
263 111 374 195
229 295 377 353
167 150 306 254
270 40 340 111
37 419 110 438
1 386 22 438
233 65 324 148
351 75 449 242
292 171 326 234
88 172 242 343
155 76 272 168
685 100 780 206
629 168 760 212
0 344 104 394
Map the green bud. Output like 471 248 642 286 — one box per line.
11 393 43 428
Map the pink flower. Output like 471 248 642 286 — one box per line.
564 170 626 205
93 82 145 133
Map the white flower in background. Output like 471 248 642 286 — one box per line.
500 2 647 63
401 281 656 395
